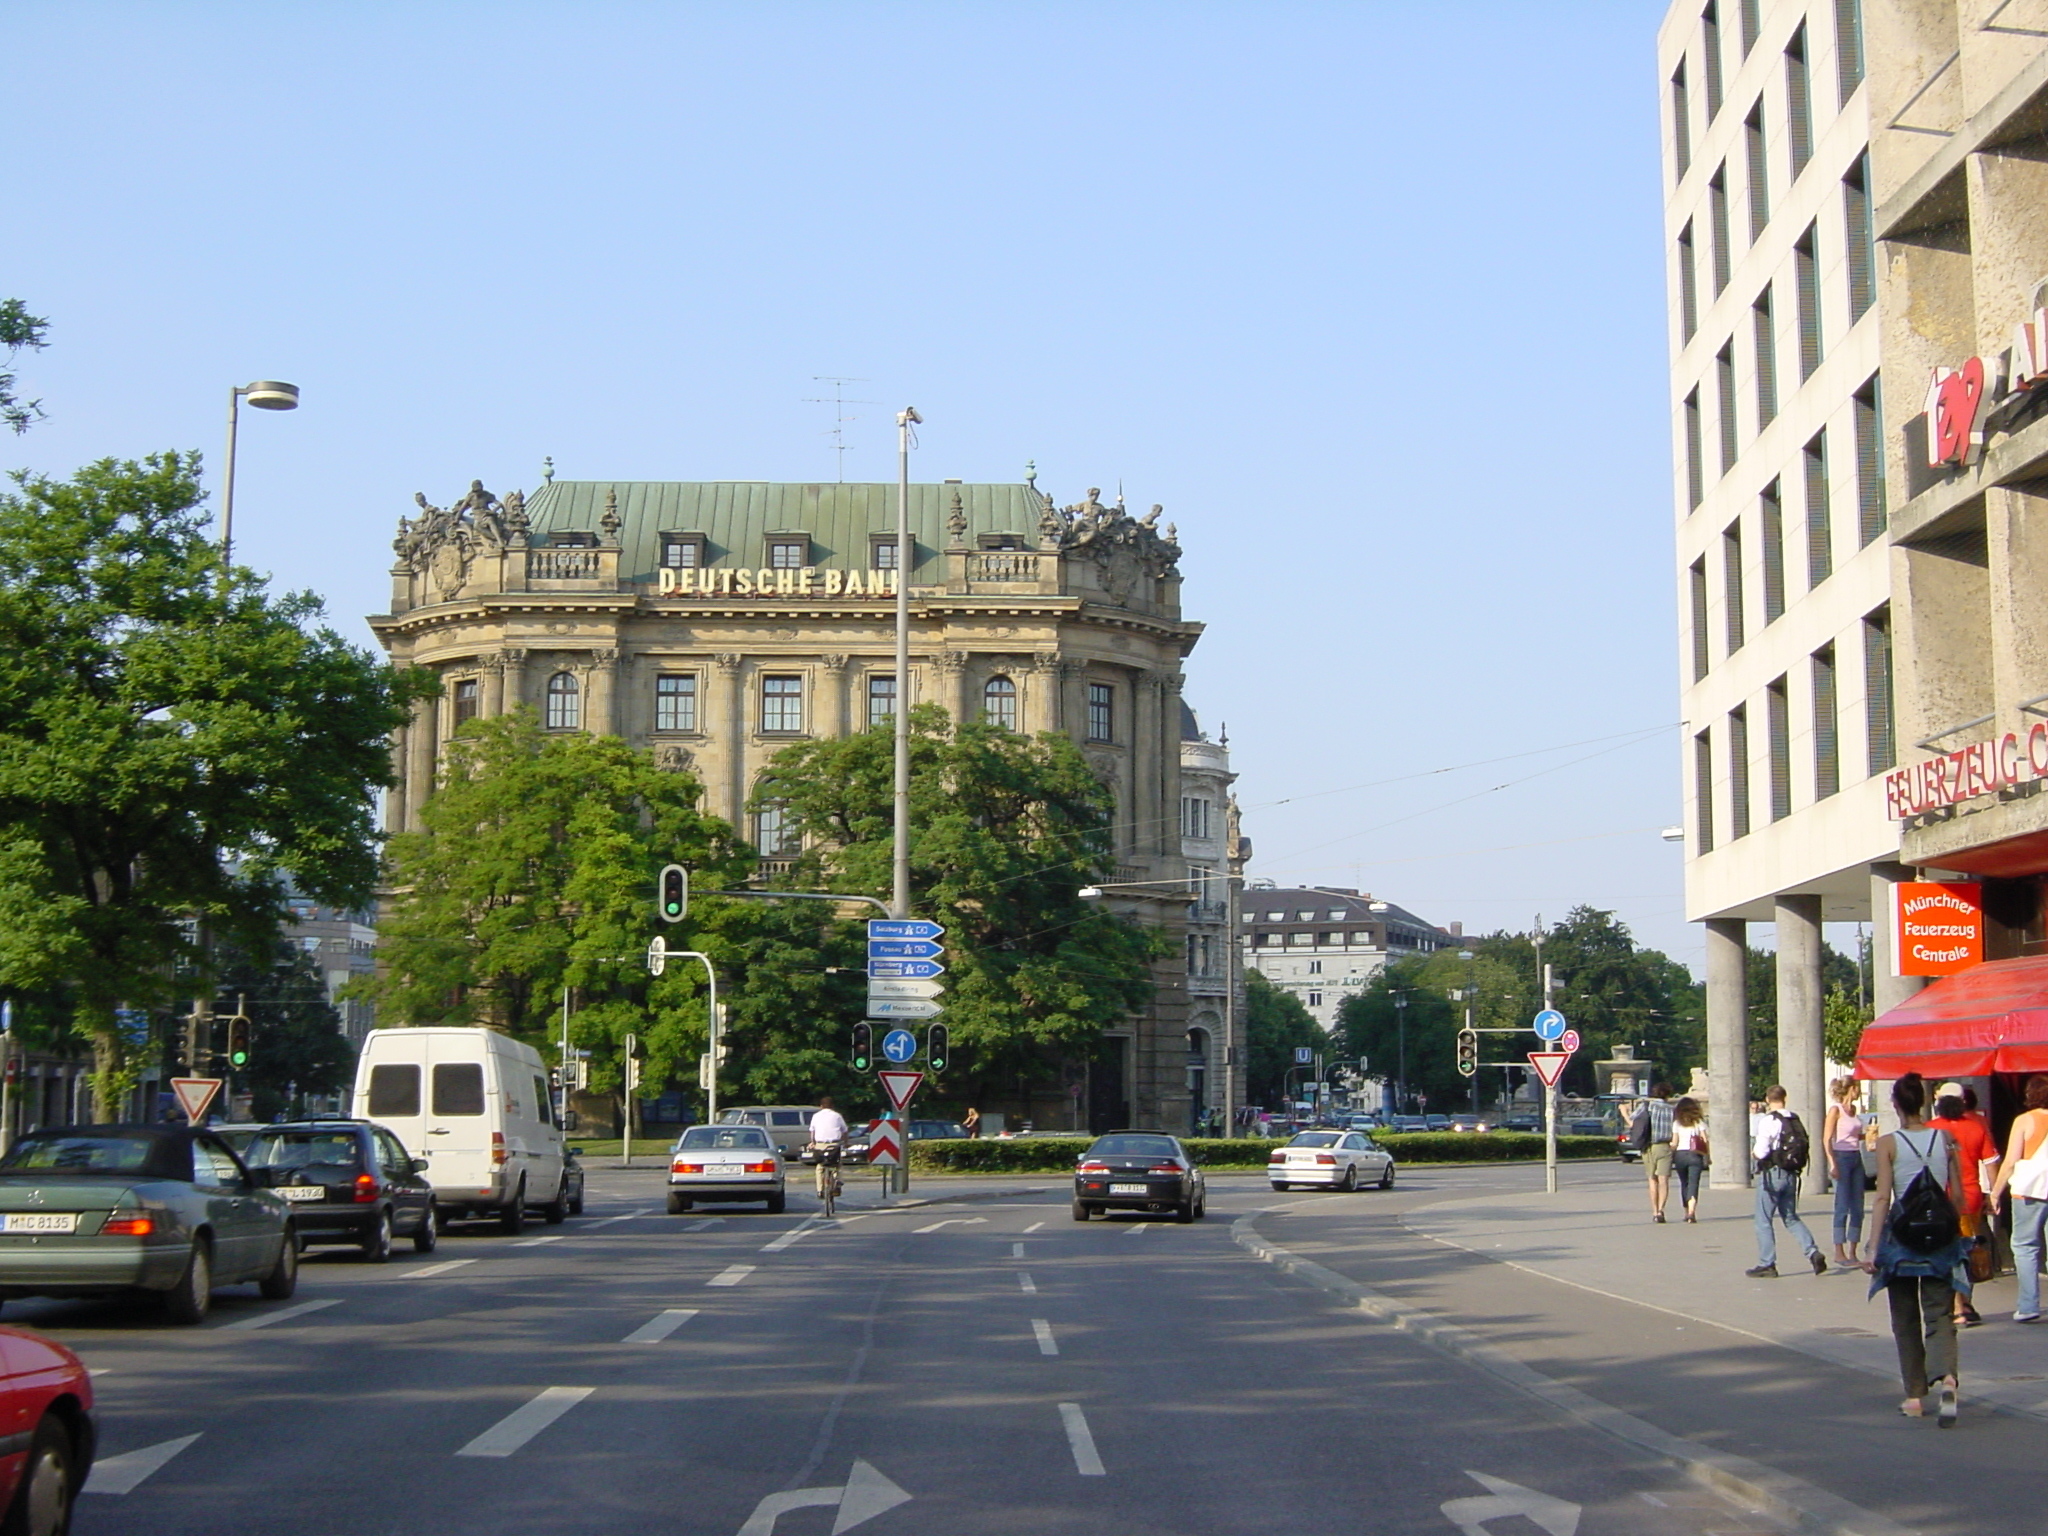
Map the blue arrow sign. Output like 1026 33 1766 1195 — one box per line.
868 920 945 942
881 1028 918 1063
868 939 944 960
1532 1009 1567 1042
868 958 946 980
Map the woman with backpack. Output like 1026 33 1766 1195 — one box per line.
1984 1073 2048 1324
1862 1072 1970 1425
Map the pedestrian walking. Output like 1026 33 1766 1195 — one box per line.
1824 1076 1869 1266
1985 1073 2048 1324
1747 1085 1825 1277
1863 1073 1969 1425
1633 1083 1677 1222
1670 1097 1708 1223
1930 1084 1997 1327
962 1106 981 1139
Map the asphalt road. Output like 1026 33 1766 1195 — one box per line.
41 1165 1805 1536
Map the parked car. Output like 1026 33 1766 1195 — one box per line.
1501 1115 1541 1133
798 1120 872 1165
0 1326 93 1536
1072 1132 1206 1222
354 1026 568 1233
1566 1118 1610 1138
1269 1130 1396 1191
715 1106 817 1159
1424 1114 1452 1131
1449 1115 1491 1133
667 1125 785 1213
907 1120 967 1141
0 1125 297 1324
240 1120 437 1261
1389 1115 1428 1133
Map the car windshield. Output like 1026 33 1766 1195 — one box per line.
678 1126 770 1150
1088 1135 1179 1159
242 1132 364 1171
1288 1132 1342 1148
0 1131 185 1178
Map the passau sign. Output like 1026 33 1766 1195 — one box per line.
1884 720 2048 818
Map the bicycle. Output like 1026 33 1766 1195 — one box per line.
810 1142 844 1217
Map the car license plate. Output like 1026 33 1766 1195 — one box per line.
277 1186 326 1202
1109 1183 1148 1195
708 1164 743 1176
0 1213 76 1233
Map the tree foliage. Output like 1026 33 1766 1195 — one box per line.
213 940 356 1121
0 453 432 1112
1243 969 1327 1106
0 300 47 435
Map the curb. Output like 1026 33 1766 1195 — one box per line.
1232 1214 1919 1536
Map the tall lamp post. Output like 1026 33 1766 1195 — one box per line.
219 380 300 580
891 407 921 920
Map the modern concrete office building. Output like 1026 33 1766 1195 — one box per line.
1659 0 1905 1178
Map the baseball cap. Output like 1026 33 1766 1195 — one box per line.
1936 1081 1966 1102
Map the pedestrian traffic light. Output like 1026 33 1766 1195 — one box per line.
850 1023 872 1072
658 864 689 924
926 1023 949 1073
1455 1028 1478 1078
228 1017 252 1069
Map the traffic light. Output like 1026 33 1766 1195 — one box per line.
658 864 689 923
850 1022 872 1072
926 1023 949 1073
228 1017 252 1069
1455 1028 1478 1078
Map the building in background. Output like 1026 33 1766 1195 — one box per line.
1178 706 1246 1135
369 473 1204 1132
283 894 379 1050
1240 885 1459 1033
1659 0 1897 1181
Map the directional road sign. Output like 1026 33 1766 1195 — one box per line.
867 939 943 961
867 958 945 980
880 1028 918 1064
876 1070 924 1112
867 920 944 942
731 1457 911 1536
866 978 944 1001
647 936 667 976
866 999 943 1020
1532 1009 1567 1042
1525 1051 1571 1089
866 1119 903 1168
171 1078 223 1125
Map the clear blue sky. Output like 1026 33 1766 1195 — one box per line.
12 2 1714 965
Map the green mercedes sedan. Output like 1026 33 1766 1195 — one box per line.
0 1125 298 1324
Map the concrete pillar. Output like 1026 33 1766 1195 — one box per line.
403 695 437 834
1869 861 1928 1018
1775 894 1826 1189
1705 916 1750 1190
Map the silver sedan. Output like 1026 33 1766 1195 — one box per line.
666 1125 785 1214
1269 1130 1395 1191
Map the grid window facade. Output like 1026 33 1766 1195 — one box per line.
544 672 580 731
1685 390 1705 508
1813 644 1840 799
1717 345 1739 474
1767 677 1791 821
1695 729 1716 855
1761 481 1785 624
1690 559 1711 681
1836 0 1864 105
1724 520 1746 654
1855 378 1886 545
1753 286 1777 427
1796 226 1822 378
1710 168 1732 293
982 675 1017 730
1844 154 1875 322
453 678 479 725
1804 431 1832 586
867 674 896 729
1729 704 1751 839
1680 223 1699 340
760 675 804 734
1181 797 1213 840
1086 683 1114 743
654 673 698 732
1738 0 1758 53
1704 2 1724 118
1745 102 1769 240
1786 25 1812 176
1865 605 1894 773
1672 63 1692 180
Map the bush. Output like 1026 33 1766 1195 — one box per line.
907 1132 1617 1174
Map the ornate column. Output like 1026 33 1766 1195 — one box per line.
937 650 970 726
403 694 437 833
1061 662 1086 744
499 647 528 718
1153 673 1183 855
819 654 849 739
1133 670 1161 858
717 654 746 828
482 652 505 717
584 648 620 735
1029 652 1061 734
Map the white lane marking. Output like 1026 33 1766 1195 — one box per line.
83 1434 202 1494
1033 1319 1059 1356
684 1218 724 1232
455 1386 595 1457
585 1213 641 1227
1058 1404 1105 1476
87 1369 113 1379
513 1235 566 1247
708 1264 755 1287
914 1217 988 1234
622 1308 699 1343
1124 1221 1152 1236
1011 1242 1025 1258
737 1458 911 1536
1018 1272 1037 1294
405 1259 479 1279
1024 1222 1045 1233
762 1217 824 1253
222 1298 343 1331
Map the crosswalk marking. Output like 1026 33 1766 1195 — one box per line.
623 1309 698 1343
455 1387 594 1458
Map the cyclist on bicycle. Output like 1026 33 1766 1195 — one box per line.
808 1096 849 1207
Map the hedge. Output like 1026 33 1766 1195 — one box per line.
908 1133 1620 1174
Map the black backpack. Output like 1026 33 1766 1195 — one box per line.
1892 1132 1960 1255
1768 1111 1810 1174
1626 1106 1653 1152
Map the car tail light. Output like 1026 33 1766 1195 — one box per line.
491 1131 507 1168
353 1173 379 1203
1149 1163 1183 1175
1078 1161 1109 1174
1268 1151 1286 1162
102 1215 154 1236
673 1162 702 1174
1315 1153 1337 1166
745 1160 777 1174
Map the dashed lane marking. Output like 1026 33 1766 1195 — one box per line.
708 1265 755 1287
455 1386 595 1457
83 1434 202 1495
513 1235 566 1247
404 1259 479 1279
684 1218 725 1232
221 1298 343 1331
622 1309 699 1343
1011 1243 1025 1258
1123 1221 1153 1236
1024 1222 1045 1233
1018 1273 1037 1294
1058 1404 1105 1475
762 1218 825 1253
914 1217 988 1234
1033 1319 1059 1356
585 1214 641 1227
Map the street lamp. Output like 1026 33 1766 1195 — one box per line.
220 380 299 580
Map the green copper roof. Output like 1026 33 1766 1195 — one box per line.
521 480 1048 582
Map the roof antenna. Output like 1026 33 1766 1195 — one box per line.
805 377 878 483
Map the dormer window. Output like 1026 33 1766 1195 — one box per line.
660 533 706 569
767 536 809 569
977 532 1028 551
553 531 597 548
870 536 901 571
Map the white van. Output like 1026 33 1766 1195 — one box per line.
353 1027 568 1232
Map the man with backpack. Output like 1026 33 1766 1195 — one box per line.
1747 1085 1826 1278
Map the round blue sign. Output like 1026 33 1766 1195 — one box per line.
881 1028 918 1063
1532 1009 1567 1042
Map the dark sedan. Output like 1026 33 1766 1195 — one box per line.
241 1120 437 1262
1072 1132 1206 1223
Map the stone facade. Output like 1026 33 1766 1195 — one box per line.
368 474 1206 1131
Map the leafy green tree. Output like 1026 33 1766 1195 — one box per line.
1823 986 1872 1076
1244 969 1327 1106
755 705 1162 1107
1335 958 1464 1111
214 940 356 1120
0 453 431 1114
1743 942 1861 1089
0 300 46 434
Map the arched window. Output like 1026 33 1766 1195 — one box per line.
753 799 800 857
982 675 1017 730
544 671 581 730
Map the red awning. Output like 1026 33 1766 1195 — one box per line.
1856 955 2048 1079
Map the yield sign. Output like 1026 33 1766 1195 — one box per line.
876 1070 924 1113
171 1078 223 1124
1525 1052 1571 1089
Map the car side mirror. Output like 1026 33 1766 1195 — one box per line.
412 1158 430 1174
